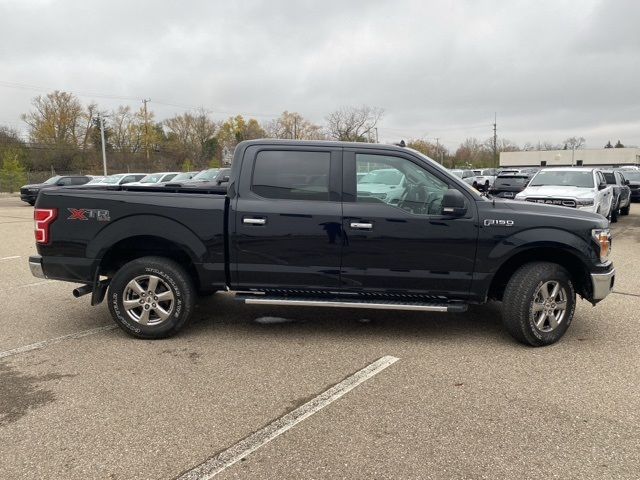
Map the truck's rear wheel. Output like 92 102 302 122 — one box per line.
108 256 195 339
620 204 630 215
502 262 576 346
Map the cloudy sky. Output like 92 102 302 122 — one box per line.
1 0 638 150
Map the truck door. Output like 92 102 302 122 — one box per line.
341 149 478 298
230 145 343 290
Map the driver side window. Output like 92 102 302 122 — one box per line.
356 154 448 215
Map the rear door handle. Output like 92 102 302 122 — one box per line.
350 222 373 230
243 217 266 225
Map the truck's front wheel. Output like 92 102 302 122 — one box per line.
107 256 195 339
502 262 576 346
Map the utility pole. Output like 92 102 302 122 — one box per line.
435 137 440 164
293 116 298 139
142 98 151 159
98 113 108 176
374 127 379 143
492 113 498 168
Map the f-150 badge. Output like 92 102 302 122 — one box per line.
67 208 111 221
484 219 514 227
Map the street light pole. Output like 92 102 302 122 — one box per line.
99 113 107 176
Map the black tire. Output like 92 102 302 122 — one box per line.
610 205 618 223
502 262 576 347
107 256 195 339
28 201 35 206
620 204 630 216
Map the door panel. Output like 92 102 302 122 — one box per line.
231 146 343 290
341 150 477 298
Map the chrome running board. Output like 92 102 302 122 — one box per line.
235 294 467 313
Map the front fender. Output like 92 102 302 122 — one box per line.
482 227 596 273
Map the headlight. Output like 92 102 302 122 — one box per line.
29 188 39 193
592 228 611 262
372 193 387 200
576 199 594 206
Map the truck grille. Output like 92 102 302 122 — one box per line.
526 198 577 207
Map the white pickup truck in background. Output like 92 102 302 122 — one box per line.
515 167 614 219
463 168 499 191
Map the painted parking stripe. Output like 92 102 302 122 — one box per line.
0 325 117 359
0 255 21 261
177 355 400 480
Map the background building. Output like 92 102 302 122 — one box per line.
500 148 640 168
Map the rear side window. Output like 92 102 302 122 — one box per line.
252 150 330 201
603 173 616 184
57 177 73 186
71 177 88 185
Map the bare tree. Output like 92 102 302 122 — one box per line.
164 109 219 164
563 136 586 150
325 105 383 142
265 111 325 140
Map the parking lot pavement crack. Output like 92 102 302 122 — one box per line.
612 290 640 298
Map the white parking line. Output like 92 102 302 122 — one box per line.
178 355 400 480
0 255 21 261
0 325 117 359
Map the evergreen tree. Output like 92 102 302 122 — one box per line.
0 149 27 193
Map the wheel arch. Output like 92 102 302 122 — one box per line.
487 246 592 301
89 215 208 290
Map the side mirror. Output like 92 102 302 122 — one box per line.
56 180 66 186
625 179 630 186
598 182 607 190
441 188 467 216
222 175 230 183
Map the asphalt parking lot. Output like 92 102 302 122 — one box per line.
1 195 638 480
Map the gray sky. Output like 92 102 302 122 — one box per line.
1 0 638 150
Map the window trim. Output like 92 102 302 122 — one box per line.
344 148 474 218
249 148 337 202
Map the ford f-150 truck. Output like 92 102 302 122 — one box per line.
28 140 615 346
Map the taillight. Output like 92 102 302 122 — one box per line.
34 208 57 244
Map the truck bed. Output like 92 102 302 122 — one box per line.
36 186 228 291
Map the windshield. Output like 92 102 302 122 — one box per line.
43 176 61 185
622 171 640 181
495 176 529 187
171 172 194 182
530 170 594 188
140 174 164 184
191 169 219 181
102 174 125 184
359 169 403 186
603 173 616 184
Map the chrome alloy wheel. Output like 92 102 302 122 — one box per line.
531 281 568 332
122 275 175 326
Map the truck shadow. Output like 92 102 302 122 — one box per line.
188 293 509 345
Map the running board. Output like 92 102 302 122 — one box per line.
235 294 468 313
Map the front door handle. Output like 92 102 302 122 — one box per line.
350 222 373 230
243 217 266 225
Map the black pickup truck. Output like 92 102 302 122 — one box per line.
29 140 615 346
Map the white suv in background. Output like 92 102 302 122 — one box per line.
515 168 614 218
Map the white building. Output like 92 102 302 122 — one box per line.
500 148 640 168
